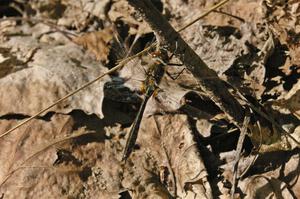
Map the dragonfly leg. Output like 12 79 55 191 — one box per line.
166 67 186 80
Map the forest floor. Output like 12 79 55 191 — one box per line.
0 0 299 198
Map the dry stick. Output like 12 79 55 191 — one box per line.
127 0 245 128
213 10 245 23
0 0 230 138
231 108 250 198
239 119 263 179
177 0 231 32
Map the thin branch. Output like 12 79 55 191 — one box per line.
177 0 231 32
231 108 250 197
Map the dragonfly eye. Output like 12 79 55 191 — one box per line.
151 50 161 58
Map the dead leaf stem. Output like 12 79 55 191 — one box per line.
231 108 251 197
177 0 231 32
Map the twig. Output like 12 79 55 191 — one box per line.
177 0 231 32
231 108 250 198
213 10 245 23
239 120 262 179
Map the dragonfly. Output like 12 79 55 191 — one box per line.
121 47 169 160
106 33 216 161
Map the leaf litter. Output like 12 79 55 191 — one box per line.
0 0 300 198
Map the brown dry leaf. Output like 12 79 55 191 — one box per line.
244 30 276 99
28 0 66 19
73 27 114 62
220 149 300 198
121 114 212 198
263 1 300 75
0 114 89 198
0 111 122 198
248 123 300 152
223 24 277 99
0 36 109 118
243 61 266 99
0 20 17 42
82 150 123 199
145 78 192 117
246 100 300 152
58 5 90 30
243 176 294 199
282 44 300 74
239 149 300 198
56 0 112 30
272 79 300 119
62 0 111 20
0 47 27 79
122 155 173 199
184 25 247 75
108 0 152 36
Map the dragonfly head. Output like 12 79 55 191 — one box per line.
150 49 168 66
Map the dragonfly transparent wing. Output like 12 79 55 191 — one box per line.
117 54 202 116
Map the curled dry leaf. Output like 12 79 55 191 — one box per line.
272 80 300 119
220 148 300 198
249 123 296 152
243 176 294 199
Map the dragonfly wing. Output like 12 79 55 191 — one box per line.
104 76 142 104
144 76 191 117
